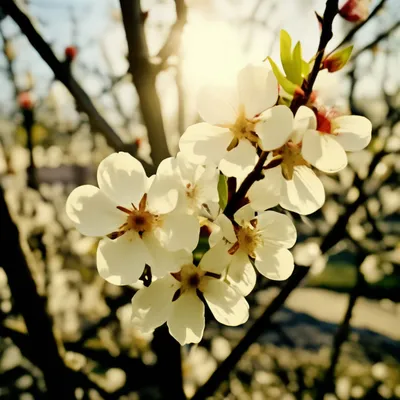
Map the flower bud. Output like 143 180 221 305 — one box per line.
18 92 33 110
322 46 353 73
65 46 78 61
339 0 370 23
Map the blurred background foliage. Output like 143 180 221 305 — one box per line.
0 0 399 399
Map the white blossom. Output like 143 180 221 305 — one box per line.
248 106 325 215
131 244 249 345
179 63 293 178
156 152 220 216
66 152 200 285
209 205 297 296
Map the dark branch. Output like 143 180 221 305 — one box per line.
0 185 75 398
119 0 171 167
1 0 155 174
330 0 388 54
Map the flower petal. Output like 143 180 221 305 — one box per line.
147 175 179 215
247 166 281 211
155 213 200 252
209 214 237 247
96 233 150 285
197 86 239 125
97 152 147 208
332 115 372 151
219 139 257 178
280 166 325 215
179 123 233 165
226 249 256 296
254 245 294 281
203 279 249 326
168 290 205 345
256 210 297 248
142 232 192 276
237 63 278 118
198 240 233 274
302 130 348 173
66 185 125 236
292 106 317 143
131 275 177 332
233 204 256 226
256 105 294 151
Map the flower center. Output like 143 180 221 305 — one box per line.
273 141 309 180
108 193 158 239
316 112 332 134
230 220 263 258
224 105 258 150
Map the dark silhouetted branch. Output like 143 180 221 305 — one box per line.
1 0 155 174
0 185 75 398
119 0 171 167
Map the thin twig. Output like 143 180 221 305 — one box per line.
315 260 366 400
1 0 155 174
329 0 388 54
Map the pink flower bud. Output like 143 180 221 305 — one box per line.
65 46 78 61
339 0 370 23
18 92 33 110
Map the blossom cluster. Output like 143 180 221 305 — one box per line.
66 46 371 345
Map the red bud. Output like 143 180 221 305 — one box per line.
18 92 33 110
339 0 370 23
65 46 78 61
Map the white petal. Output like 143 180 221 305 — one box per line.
332 115 372 151
155 213 200 252
97 152 147 208
168 290 205 345
142 232 192 276
194 164 220 204
96 233 150 285
237 63 278 118
203 279 249 326
219 139 257 178
131 275 177 332
146 175 179 215
197 86 239 125
256 211 297 248
233 204 256 226
247 166 281 211
302 130 348 173
292 106 317 143
280 166 325 215
254 245 294 281
179 123 233 165
226 250 256 296
256 105 294 151
198 240 233 275
66 185 125 236
209 214 237 247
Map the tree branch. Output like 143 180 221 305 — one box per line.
1 0 155 174
330 0 388 54
0 185 75 398
315 260 366 400
119 0 171 167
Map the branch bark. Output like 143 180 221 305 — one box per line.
1 0 155 174
119 0 171 167
0 185 75 398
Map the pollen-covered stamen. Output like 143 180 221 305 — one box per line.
273 141 309 180
235 221 263 258
109 193 158 238
222 105 259 148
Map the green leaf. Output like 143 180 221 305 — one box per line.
280 30 294 80
268 57 298 95
291 41 303 85
301 60 310 76
217 173 228 210
323 45 354 72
